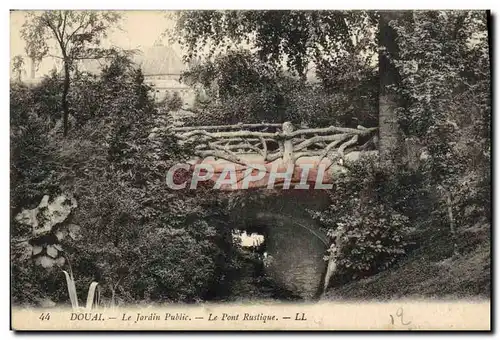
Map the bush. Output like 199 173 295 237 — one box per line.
10 82 61 216
327 203 411 281
163 91 183 112
315 157 415 283
10 54 242 307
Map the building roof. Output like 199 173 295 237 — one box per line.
134 44 186 76
77 44 186 76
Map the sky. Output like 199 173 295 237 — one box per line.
10 11 180 77
9 10 313 80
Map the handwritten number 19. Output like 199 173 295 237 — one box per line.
390 308 411 326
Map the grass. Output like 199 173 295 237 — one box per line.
323 229 490 301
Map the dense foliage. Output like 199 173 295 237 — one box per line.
11 10 491 305
11 56 241 306
176 10 379 128
392 11 491 255
182 49 377 128
174 11 376 78
311 157 414 283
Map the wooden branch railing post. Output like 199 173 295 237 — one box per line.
282 122 294 165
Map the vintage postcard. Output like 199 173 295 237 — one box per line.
10 9 491 331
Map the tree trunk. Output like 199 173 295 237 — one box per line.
378 11 408 166
62 60 70 137
446 190 459 256
322 242 340 294
30 57 36 79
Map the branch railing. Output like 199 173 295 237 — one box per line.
172 122 378 166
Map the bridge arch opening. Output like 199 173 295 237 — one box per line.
226 190 331 300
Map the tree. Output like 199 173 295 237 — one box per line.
11 55 25 82
173 11 375 79
182 50 279 100
21 10 122 136
391 11 490 256
378 11 410 166
175 12 380 128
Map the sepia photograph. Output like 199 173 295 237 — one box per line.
9 9 491 331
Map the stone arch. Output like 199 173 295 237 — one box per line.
227 191 331 299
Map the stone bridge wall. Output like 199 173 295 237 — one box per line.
258 212 328 299
230 192 330 299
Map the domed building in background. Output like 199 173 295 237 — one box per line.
78 43 196 107
134 44 195 107
14 43 196 108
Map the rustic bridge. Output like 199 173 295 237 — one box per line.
169 121 379 299
173 122 378 190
